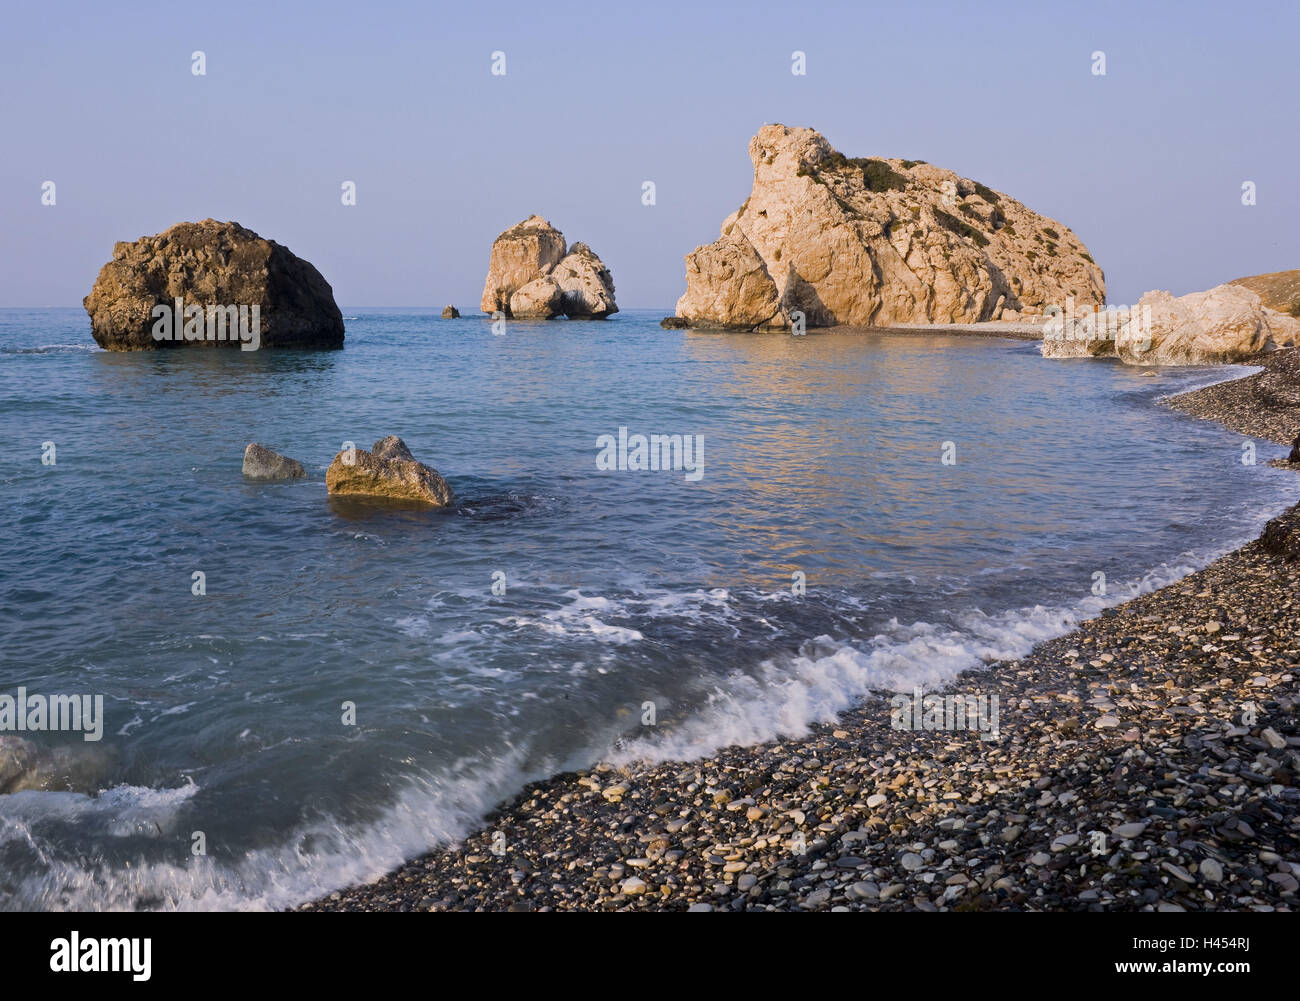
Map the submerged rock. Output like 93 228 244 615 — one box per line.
441 305 461 319
1042 283 1300 365
668 124 1103 330
480 216 617 319
242 443 306 480
0 736 109 794
326 435 453 507
84 219 345 351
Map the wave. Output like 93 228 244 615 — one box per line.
0 532 1252 911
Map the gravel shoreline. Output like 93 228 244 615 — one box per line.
303 351 1300 913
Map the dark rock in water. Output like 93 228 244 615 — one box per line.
1260 504 1300 560
83 219 345 351
326 435 453 507
441 305 460 319
1289 433 1300 463
243 443 306 480
661 316 689 329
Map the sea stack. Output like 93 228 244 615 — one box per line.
84 219 345 350
668 124 1104 330
480 216 617 319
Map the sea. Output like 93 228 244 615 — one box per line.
1 306 1296 910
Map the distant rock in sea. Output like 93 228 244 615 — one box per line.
242 443 306 480
1041 283 1300 365
441 305 460 318
667 124 1104 330
326 435 453 507
480 216 617 319
84 219 345 351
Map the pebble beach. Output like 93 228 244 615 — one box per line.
303 350 1300 913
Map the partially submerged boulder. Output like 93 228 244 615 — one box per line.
0 736 107 794
441 305 461 318
243 443 306 480
1041 283 1300 365
326 436 453 507
84 219 345 351
668 124 1103 330
481 216 617 319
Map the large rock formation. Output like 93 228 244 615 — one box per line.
1041 283 1300 365
326 436 453 507
670 125 1104 330
84 219 345 350
480 216 617 319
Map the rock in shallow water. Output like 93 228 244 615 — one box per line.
83 219 344 351
242 443 306 480
325 436 453 507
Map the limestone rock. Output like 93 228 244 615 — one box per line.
242 443 306 480
480 216 617 319
441 305 460 318
480 215 568 315
326 436 453 507
551 243 618 318
509 276 565 319
668 124 1103 330
676 231 785 330
83 219 344 350
1042 283 1300 365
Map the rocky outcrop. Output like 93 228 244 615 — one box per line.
326 436 453 507
84 219 345 350
481 216 617 319
1041 283 1300 365
242 443 306 480
669 125 1103 330
441 305 460 319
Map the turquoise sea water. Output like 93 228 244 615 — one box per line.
1 307 1296 910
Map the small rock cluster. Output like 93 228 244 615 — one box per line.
242 437 453 508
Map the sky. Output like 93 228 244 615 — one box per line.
1 0 1297 310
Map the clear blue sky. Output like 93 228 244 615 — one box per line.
2 0 1296 309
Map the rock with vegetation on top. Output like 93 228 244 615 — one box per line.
481 216 617 319
669 124 1103 330
83 219 345 351
1042 283 1300 365
242 443 306 480
326 436 453 507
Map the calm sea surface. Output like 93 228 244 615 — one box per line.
1 306 1295 909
